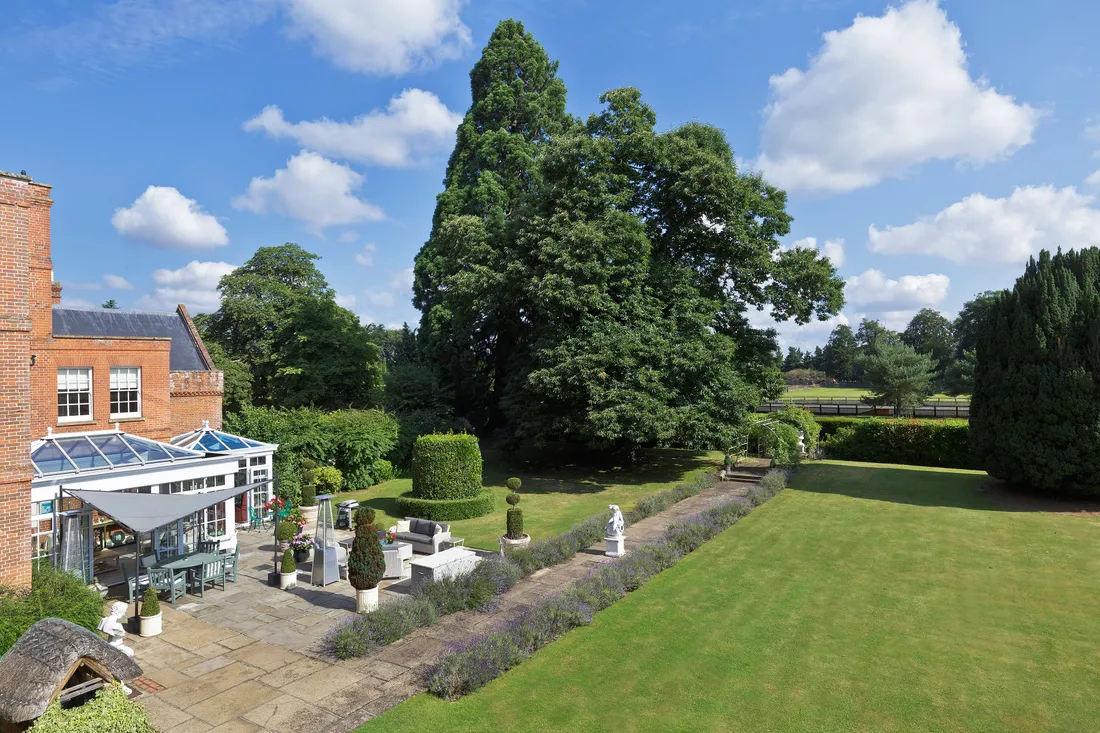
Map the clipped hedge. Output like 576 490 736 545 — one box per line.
396 489 495 521
822 418 977 469
411 433 483 500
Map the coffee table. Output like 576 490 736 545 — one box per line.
339 539 412 578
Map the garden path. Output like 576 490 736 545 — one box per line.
130 471 762 732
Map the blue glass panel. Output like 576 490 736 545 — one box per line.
197 433 228 451
214 433 249 450
123 436 172 463
91 435 143 466
31 443 76 474
58 437 111 470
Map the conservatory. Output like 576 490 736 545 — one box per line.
31 426 248 582
171 421 279 527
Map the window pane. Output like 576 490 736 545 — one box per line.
60 438 111 471
91 435 142 466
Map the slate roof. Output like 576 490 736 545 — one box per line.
52 306 211 371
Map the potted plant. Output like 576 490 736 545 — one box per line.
139 586 162 637
276 519 296 552
348 507 385 613
290 530 312 564
279 548 297 590
499 477 531 553
299 459 319 526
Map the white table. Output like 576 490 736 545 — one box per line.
410 547 480 590
338 539 413 579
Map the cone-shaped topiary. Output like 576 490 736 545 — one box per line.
506 477 522 492
348 507 385 591
140 585 160 617
281 548 296 574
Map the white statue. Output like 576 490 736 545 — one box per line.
98 601 134 658
606 505 625 539
797 430 807 455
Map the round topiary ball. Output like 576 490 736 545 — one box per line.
506 477 522 492
506 492 521 506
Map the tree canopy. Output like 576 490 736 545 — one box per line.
863 342 936 415
414 21 843 453
901 308 956 375
972 249 1100 495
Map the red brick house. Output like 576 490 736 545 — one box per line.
0 170 274 588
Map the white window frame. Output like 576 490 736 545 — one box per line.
200 502 227 539
109 367 142 419
57 367 93 424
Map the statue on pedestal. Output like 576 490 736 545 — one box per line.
606 505 625 539
97 601 134 658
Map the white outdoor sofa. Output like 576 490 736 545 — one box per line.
388 517 452 554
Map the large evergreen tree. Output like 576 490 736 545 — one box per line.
972 249 1100 495
953 290 1003 356
822 324 858 380
415 22 843 453
414 19 571 430
864 342 936 416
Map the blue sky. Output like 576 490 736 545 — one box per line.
3 0 1099 348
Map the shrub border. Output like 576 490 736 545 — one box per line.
395 489 496 521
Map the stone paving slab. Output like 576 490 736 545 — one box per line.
131 475 759 731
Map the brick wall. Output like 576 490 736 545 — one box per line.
35 337 174 441
170 370 224 433
0 172 35 587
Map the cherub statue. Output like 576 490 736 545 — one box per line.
606 505 625 539
98 601 134 658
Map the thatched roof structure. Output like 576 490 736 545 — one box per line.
0 618 143 724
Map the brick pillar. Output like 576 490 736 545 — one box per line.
28 182 54 442
0 171 35 588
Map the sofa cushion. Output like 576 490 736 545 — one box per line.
395 532 431 545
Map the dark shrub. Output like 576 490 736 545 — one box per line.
506 477 522 492
280 549 295 574
140 586 160 618
371 459 394 484
0 563 104 655
348 508 385 591
299 474 317 508
411 433 483 500
276 520 297 543
395 489 495 521
822 418 976 469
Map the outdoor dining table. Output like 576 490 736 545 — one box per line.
153 552 219 585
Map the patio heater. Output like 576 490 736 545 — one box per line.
311 494 339 586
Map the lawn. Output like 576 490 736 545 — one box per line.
783 386 965 400
341 448 722 551
363 461 1100 732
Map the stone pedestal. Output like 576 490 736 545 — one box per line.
605 536 626 558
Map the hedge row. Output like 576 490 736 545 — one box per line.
821 418 978 469
411 433 483 500
395 489 496 521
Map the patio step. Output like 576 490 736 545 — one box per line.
722 472 764 483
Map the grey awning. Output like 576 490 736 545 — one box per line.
64 481 269 533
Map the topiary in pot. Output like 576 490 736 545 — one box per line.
506 477 522 492
348 508 385 613
501 490 530 551
279 548 296 590
276 519 296 549
140 586 159 618
300 477 317 508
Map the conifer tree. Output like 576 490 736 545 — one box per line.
972 248 1100 494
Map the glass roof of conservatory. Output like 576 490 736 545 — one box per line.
170 421 275 454
31 429 204 478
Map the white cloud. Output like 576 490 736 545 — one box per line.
869 185 1100 265
354 243 377 266
338 230 359 243
136 260 236 313
783 236 845 267
60 296 96 309
233 151 384 233
102 274 134 290
366 290 395 308
112 186 229 250
389 267 415 291
845 269 949 310
1086 170 1100 187
282 0 471 75
747 305 849 351
335 294 357 309
756 0 1039 192
244 89 462 167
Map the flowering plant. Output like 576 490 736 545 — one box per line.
264 497 286 512
383 530 396 544
286 507 307 530
290 532 313 552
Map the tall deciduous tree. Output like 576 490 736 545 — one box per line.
972 250 1100 495
822 324 858 381
953 290 1003 356
864 342 936 415
902 308 957 375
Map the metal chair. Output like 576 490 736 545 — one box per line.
223 545 240 582
197 540 219 554
247 507 268 532
120 564 149 604
147 567 186 604
189 557 226 598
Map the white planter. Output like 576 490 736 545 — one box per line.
499 534 531 555
279 571 297 590
355 587 379 613
300 505 319 526
139 612 162 638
